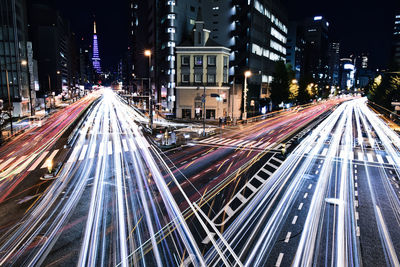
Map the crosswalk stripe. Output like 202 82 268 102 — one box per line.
108 141 113 155
386 156 395 165
115 140 122 154
214 138 229 144
358 152 364 161
229 139 244 146
15 155 36 174
122 139 129 152
376 154 384 164
321 148 328 156
41 150 60 168
349 151 354 160
78 145 88 161
366 153 374 162
223 139 238 145
1 156 27 176
202 137 219 143
304 146 312 154
340 150 345 159
235 140 251 147
67 146 80 163
128 138 136 152
98 142 105 157
0 157 16 171
89 143 96 159
29 152 50 171
246 141 257 147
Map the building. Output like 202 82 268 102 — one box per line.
286 21 305 81
328 42 340 87
175 18 231 120
339 58 356 91
28 0 79 99
302 16 330 88
127 0 202 112
391 12 400 70
0 0 32 117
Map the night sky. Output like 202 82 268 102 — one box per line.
56 0 399 70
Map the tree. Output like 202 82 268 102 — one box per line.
297 73 313 104
368 74 400 109
270 61 293 106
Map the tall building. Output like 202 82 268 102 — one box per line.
302 16 330 86
328 42 340 87
286 21 306 81
0 0 32 117
127 0 201 112
28 0 80 98
391 12 400 70
92 21 101 74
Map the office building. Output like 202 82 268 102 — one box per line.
392 13 400 70
176 18 231 120
28 0 79 99
286 21 305 81
0 0 32 117
328 42 340 87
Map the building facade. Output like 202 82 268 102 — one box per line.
176 20 231 120
0 0 32 117
392 13 400 70
328 42 340 87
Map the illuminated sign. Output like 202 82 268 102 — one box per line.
314 16 323 21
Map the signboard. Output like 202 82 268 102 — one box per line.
391 102 400 106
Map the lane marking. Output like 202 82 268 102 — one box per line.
78 145 88 161
284 232 291 243
308 184 312 190
386 156 395 165
298 203 303 210
292 216 298 224
356 226 360 237
376 154 384 164
275 253 284 267
41 150 60 168
321 148 328 156
304 193 308 199
358 152 364 161
367 153 373 162
98 142 105 157
89 143 96 159
0 157 16 171
30 152 50 170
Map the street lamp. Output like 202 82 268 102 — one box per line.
144 49 153 128
243 71 252 120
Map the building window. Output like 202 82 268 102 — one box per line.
194 73 202 83
207 74 216 84
182 109 192 119
194 56 203 66
223 56 228 67
223 73 228 83
208 56 216 66
182 74 190 83
181 56 190 66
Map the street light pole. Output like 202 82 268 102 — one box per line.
203 85 206 136
243 71 252 120
5 69 13 135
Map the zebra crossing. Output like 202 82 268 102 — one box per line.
197 136 275 150
209 154 284 231
302 146 396 165
0 138 139 175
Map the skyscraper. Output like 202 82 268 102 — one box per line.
392 13 400 70
92 21 101 74
0 0 31 117
328 42 340 86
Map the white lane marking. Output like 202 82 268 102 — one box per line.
245 141 257 147
275 253 284 267
30 152 50 170
108 141 113 155
321 148 328 156
41 149 60 168
304 146 312 154
356 226 360 237
120 140 130 151
304 193 308 199
349 152 354 160
235 140 251 147
98 142 105 157
355 182 358 188
386 156 395 165
355 175 358 181
367 153 374 162
224 139 238 145
308 184 313 190
376 154 384 164
355 200 358 207
15 155 36 174
340 150 345 159
89 143 96 159
358 152 364 161
315 170 319 175
292 216 298 224
355 169 358 174
354 164 358 168
78 145 88 161
355 191 358 197
201 137 219 143
0 157 16 171
284 232 291 243
214 138 229 144
115 139 122 154
318 165 321 169
298 203 304 210
355 212 359 220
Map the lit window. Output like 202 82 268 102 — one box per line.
194 56 203 66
